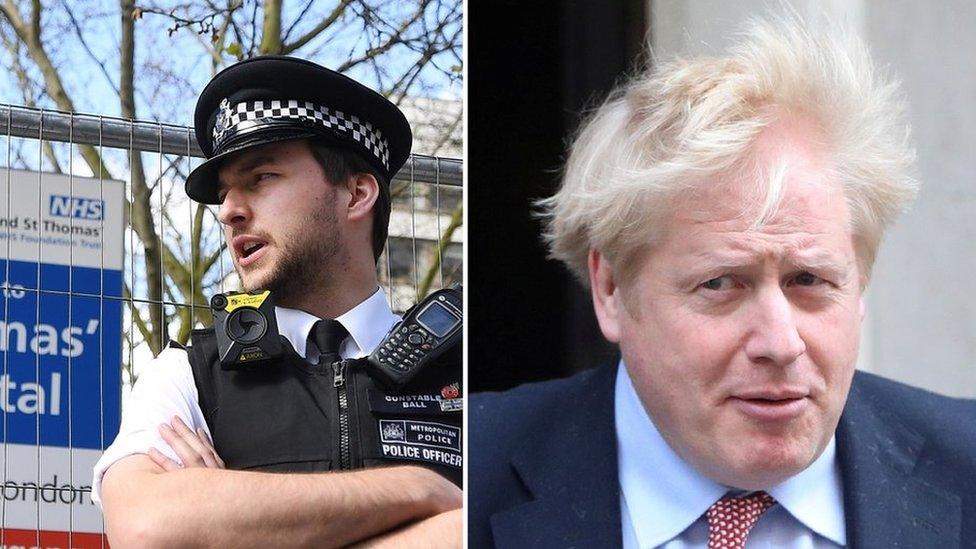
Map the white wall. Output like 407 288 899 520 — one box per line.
649 0 976 397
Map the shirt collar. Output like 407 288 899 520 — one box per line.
334 287 400 356
274 287 399 360
767 437 847 545
615 361 846 548
616 362 726 548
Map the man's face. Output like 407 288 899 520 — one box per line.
594 125 863 490
217 140 345 302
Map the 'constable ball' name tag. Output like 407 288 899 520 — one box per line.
367 388 462 415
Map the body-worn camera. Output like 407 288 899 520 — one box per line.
211 290 283 369
367 285 462 390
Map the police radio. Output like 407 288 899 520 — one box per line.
368 285 462 390
211 290 283 369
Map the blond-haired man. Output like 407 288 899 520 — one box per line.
470 19 976 549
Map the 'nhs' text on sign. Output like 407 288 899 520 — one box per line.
49 195 104 220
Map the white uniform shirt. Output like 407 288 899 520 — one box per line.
91 288 399 506
616 363 847 548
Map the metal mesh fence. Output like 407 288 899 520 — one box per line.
0 103 462 546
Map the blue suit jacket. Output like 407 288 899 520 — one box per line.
469 365 976 548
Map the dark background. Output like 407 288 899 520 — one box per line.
469 1 649 392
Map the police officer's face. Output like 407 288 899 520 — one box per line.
216 140 345 299
591 121 863 490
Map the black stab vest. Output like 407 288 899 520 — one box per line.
186 328 462 486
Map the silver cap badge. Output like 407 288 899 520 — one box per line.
212 98 233 147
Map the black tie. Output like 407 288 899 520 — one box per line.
311 319 348 366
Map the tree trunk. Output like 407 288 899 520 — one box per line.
121 0 166 354
259 0 282 54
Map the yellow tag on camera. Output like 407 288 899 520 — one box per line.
211 290 283 369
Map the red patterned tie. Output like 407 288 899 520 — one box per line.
706 492 776 548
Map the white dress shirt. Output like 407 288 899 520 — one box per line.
91 288 399 506
616 362 847 548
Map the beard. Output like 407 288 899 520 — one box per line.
236 203 343 304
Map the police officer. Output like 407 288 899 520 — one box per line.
94 56 462 548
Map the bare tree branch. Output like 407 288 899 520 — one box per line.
123 282 153 374
334 0 428 73
202 241 227 274
0 0 112 178
59 0 122 96
281 0 315 43
281 0 352 55
0 26 62 172
28 0 39 43
417 203 461 298
428 108 461 156
189 15 224 66
244 0 258 57
134 3 238 38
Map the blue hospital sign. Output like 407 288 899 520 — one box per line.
0 169 123 543
0 260 122 447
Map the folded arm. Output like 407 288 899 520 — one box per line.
99 350 460 548
101 454 461 549
350 509 463 549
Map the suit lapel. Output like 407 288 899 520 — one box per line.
837 373 961 548
487 368 964 548
490 365 623 549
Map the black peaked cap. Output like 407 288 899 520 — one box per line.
185 55 412 204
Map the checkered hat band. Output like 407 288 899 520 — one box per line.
213 99 390 169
